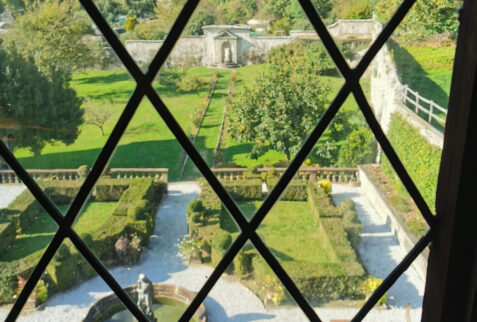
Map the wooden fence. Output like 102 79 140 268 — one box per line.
403 85 447 127
0 168 168 184
212 167 360 184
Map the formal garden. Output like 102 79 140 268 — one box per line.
0 177 167 305
180 171 388 307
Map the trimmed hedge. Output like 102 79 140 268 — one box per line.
5 190 42 232
233 249 254 276
308 186 341 219
222 179 262 201
0 221 16 254
42 180 83 204
210 230 232 267
267 178 309 201
94 179 131 201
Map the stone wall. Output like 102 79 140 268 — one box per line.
370 22 444 149
358 165 429 281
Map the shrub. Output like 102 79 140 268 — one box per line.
127 200 150 221
267 178 309 201
0 221 16 254
233 249 254 276
406 219 428 237
42 180 83 204
308 186 341 219
187 200 204 215
94 179 132 201
222 179 262 201
361 277 388 305
6 191 42 232
54 244 72 262
36 279 48 304
46 256 79 291
190 212 202 223
318 179 332 194
197 180 221 212
211 230 232 250
338 128 376 167
267 168 278 179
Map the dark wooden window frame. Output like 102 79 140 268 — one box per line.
0 0 474 320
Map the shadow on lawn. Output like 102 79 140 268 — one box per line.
389 40 449 108
15 137 207 182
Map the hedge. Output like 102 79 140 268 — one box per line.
197 179 221 212
233 249 254 276
267 178 309 201
5 190 42 232
210 230 232 267
46 256 79 291
381 114 441 213
308 186 341 219
222 179 262 201
94 179 132 201
0 221 16 254
42 180 83 204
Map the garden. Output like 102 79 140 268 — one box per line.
181 171 386 307
0 177 167 305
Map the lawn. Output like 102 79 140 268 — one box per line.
0 202 116 263
390 41 456 109
227 200 337 264
181 70 232 179
13 67 219 181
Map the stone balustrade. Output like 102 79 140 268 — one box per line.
0 168 168 184
212 167 359 185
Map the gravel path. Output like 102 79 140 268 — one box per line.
0 183 425 321
0 185 26 209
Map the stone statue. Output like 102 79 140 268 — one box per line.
136 274 155 321
224 46 232 64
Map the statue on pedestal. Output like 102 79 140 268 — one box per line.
136 274 156 321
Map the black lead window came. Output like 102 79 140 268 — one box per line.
0 0 475 321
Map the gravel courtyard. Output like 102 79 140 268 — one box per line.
0 182 424 321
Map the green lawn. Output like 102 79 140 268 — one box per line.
12 64 371 180
0 202 116 263
391 42 456 108
227 200 336 264
13 68 218 181
181 70 231 179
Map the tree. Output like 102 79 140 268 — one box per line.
6 1 94 75
337 128 376 167
230 54 330 162
178 74 209 97
83 99 113 136
156 67 185 91
0 47 83 156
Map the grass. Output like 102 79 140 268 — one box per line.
230 200 336 264
13 67 219 181
390 41 456 109
0 202 116 262
12 64 371 180
181 70 232 179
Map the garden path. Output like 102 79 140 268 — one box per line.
0 183 424 321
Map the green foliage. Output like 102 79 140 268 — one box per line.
83 98 113 137
361 277 387 305
46 255 79 291
338 128 376 167
133 19 166 40
125 16 137 32
381 114 441 213
156 68 185 91
6 1 94 74
233 249 254 276
230 44 330 161
222 179 262 201
335 0 372 19
318 179 332 194
5 190 42 232
36 279 48 304
210 230 232 267
42 180 83 204
127 200 150 221
0 222 16 254
308 186 341 219
94 179 131 201
267 178 309 201
187 11 215 35
406 218 428 237
77 165 89 179
179 74 209 97
0 47 83 156
375 0 460 41
188 200 205 215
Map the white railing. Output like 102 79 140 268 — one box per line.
403 85 447 127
